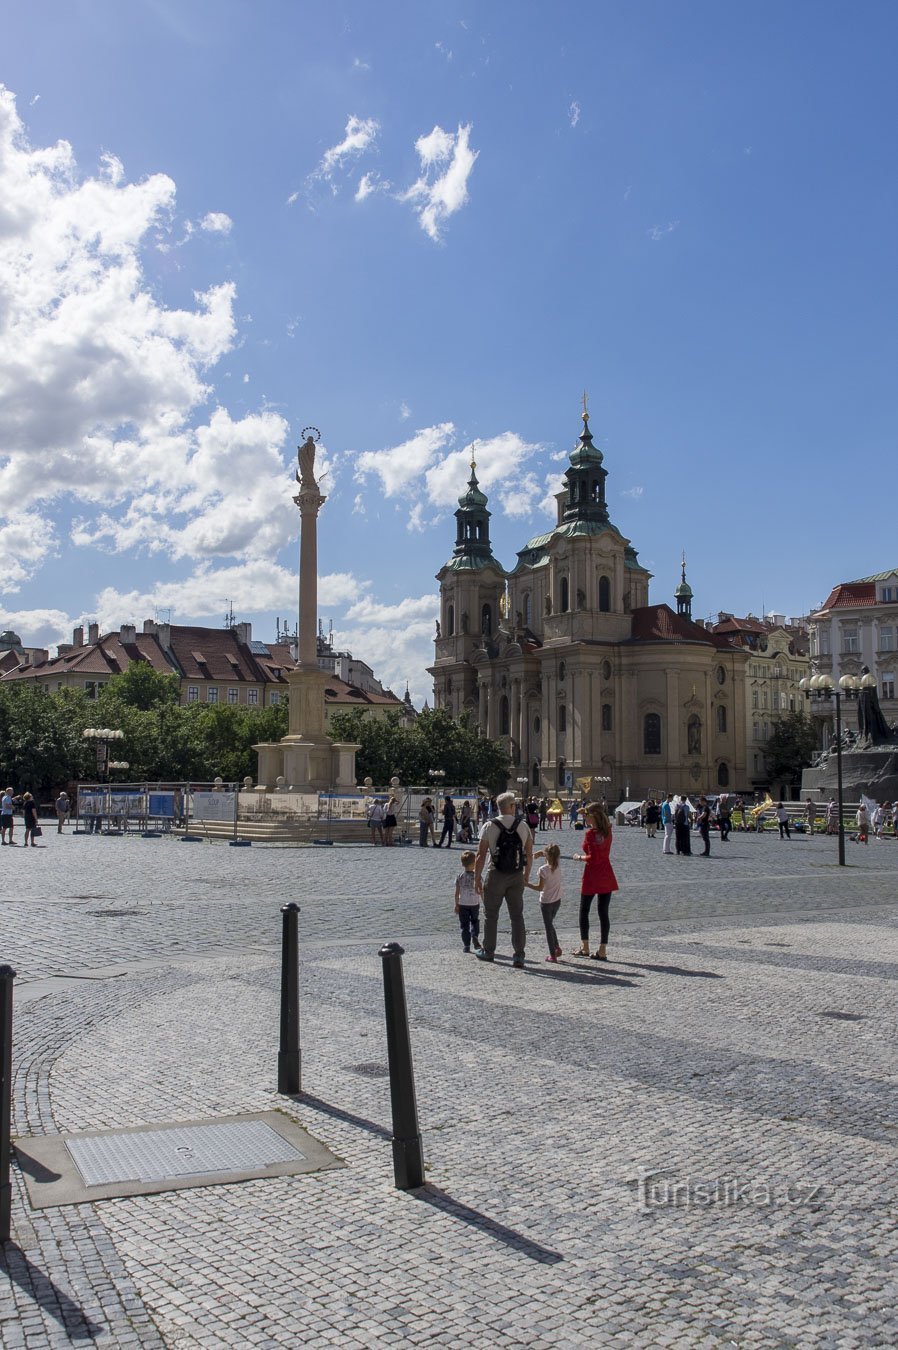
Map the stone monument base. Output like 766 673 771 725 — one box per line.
802 748 898 803
254 736 359 793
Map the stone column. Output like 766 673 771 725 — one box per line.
297 483 326 672
510 679 521 763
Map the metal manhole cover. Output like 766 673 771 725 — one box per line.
15 1111 343 1208
347 1062 389 1078
66 1120 303 1185
86 910 146 918
818 1011 867 1022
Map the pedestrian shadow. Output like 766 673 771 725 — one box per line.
412 1184 563 1264
0 1243 103 1340
614 961 724 980
293 1091 392 1141
522 962 639 988
15 1150 62 1183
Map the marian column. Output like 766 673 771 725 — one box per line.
253 429 359 790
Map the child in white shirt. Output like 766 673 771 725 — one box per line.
526 843 563 962
454 851 482 953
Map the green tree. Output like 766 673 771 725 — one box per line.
765 712 819 787
328 707 511 790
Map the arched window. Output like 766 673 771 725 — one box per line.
717 705 727 733
558 703 567 733
500 695 509 736
602 703 612 731
644 713 661 755
447 605 455 637
481 604 492 636
523 593 532 627
560 577 569 613
598 575 611 612
532 761 540 787
717 762 730 787
475 522 482 541
687 714 702 754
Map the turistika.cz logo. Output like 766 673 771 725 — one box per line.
634 1168 826 1213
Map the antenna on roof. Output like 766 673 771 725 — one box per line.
224 599 236 630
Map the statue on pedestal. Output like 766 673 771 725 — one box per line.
857 666 894 746
298 434 318 490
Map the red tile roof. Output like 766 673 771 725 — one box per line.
816 582 877 612
629 605 738 649
165 626 264 682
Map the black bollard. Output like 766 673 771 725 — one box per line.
278 904 301 1094
378 943 424 1190
0 965 14 1243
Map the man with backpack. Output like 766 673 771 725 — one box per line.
474 791 533 968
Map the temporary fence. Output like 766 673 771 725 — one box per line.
75 782 240 836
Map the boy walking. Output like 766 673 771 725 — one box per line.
454 851 482 953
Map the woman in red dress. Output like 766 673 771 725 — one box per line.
572 803 618 961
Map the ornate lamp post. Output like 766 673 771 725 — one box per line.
82 727 125 783
798 673 860 866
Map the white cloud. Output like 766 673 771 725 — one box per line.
355 171 390 202
568 101 581 128
647 220 679 241
399 401 411 420
0 85 312 598
28 94 40 106
435 40 453 61
621 485 644 499
199 210 232 233
352 57 370 71
355 423 455 497
399 124 478 241
92 565 366 629
356 422 554 530
344 594 438 626
332 609 436 704
0 606 73 649
315 114 379 181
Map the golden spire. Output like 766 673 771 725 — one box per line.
581 389 589 423
470 439 477 476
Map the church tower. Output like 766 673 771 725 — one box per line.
430 456 506 719
559 405 609 525
675 554 693 621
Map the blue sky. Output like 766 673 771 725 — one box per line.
1 0 896 702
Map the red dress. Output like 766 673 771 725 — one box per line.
580 827 618 895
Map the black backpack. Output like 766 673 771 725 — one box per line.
493 821 525 873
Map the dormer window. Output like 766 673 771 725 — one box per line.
881 585 898 602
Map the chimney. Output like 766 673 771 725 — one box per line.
72 626 84 648
235 621 252 647
143 619 157 635
88 622 99 645
156 623 171 649
120 623 136 645
57 643 73 656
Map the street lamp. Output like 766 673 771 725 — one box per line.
799 672 859 866
428 769 445 784
82 727 125 783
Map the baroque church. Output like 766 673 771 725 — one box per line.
429 407 748 799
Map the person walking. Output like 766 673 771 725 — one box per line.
22 792 40 848
383 795 398 847
572 802 618 961
366 796 385 845
775 802 791 840
644 799 659 839
437 794 457 848
674 795 692 855
55 790 69 834
805 798 818 836
855 802 869 844
453 850 482 953
538 797 549 831
419 797 436 847
526 842 563 962
696 797 711 856
458 798 474 844
717 796 732 842
660 793 675 855
826 797 838 835
871 802 885 841
0 787 15 845
474 790 533 968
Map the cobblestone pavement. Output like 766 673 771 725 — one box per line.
1 827 897 1347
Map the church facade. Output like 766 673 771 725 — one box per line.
429 409 748 799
